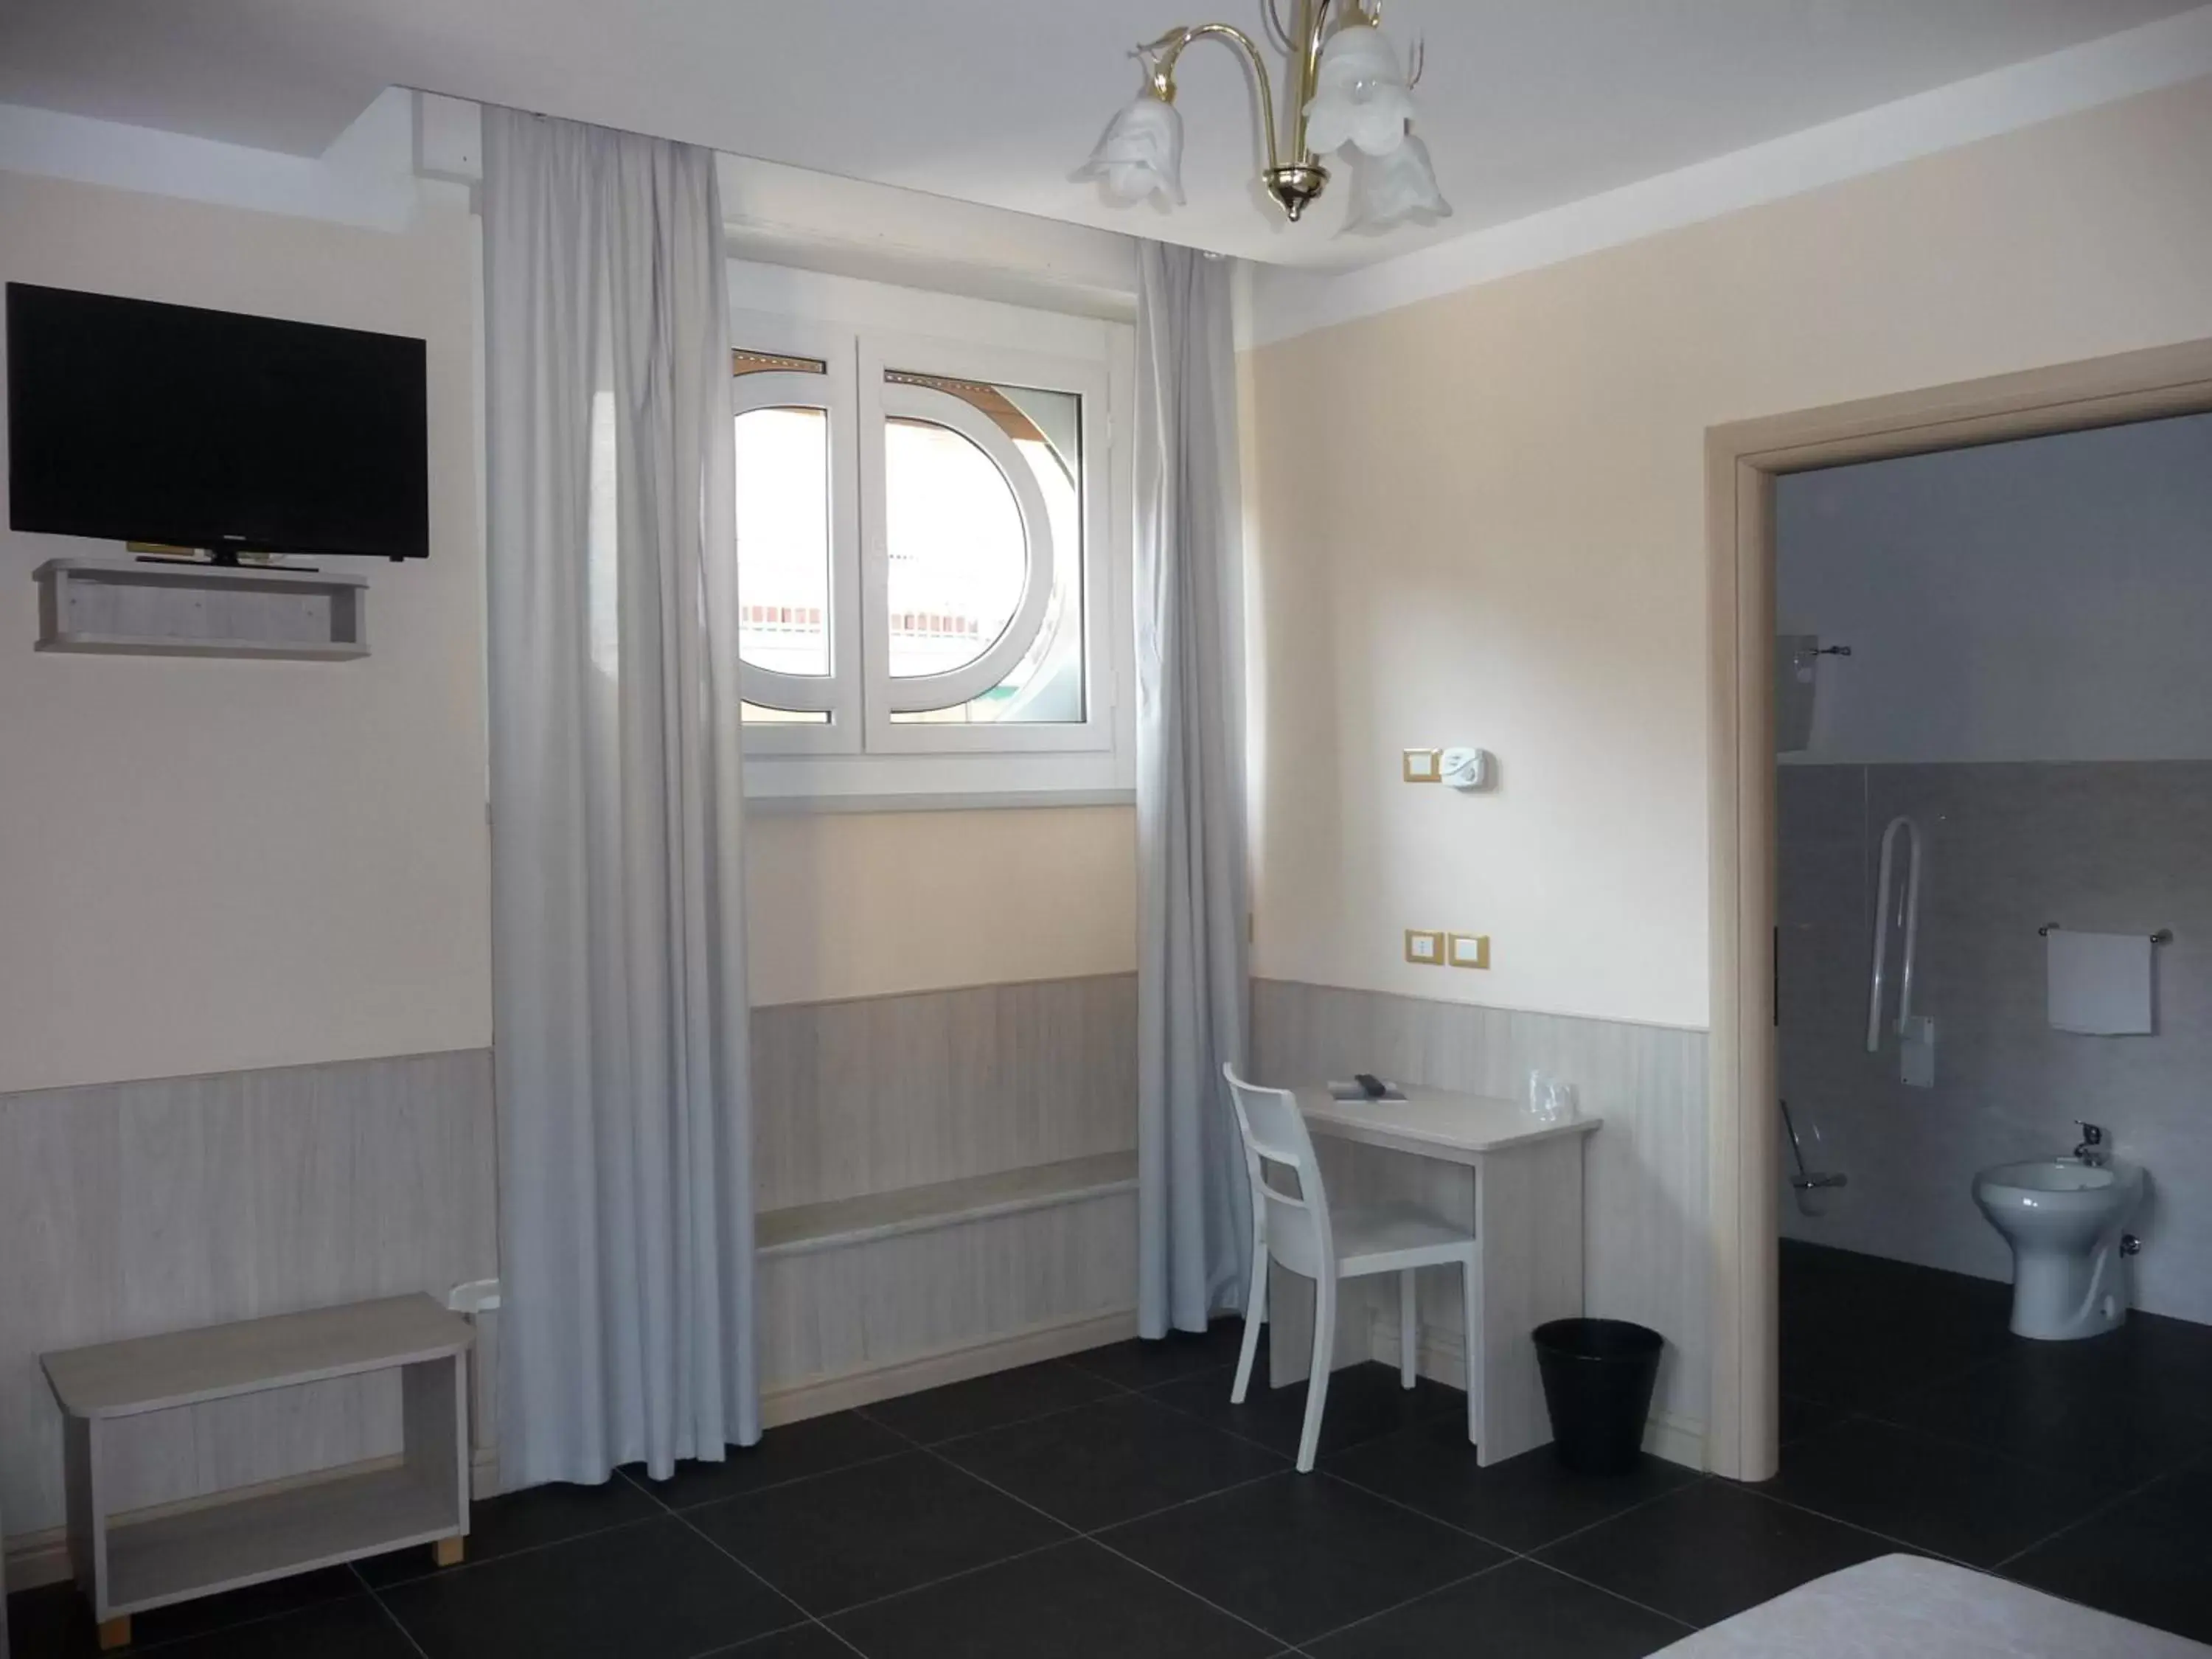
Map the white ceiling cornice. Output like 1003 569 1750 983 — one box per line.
417 94 1140 317
0 88 428 231
1247 4 2212 348
4 1 2202 274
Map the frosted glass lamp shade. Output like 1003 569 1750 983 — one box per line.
1303 21 1413 157
1341 131 1452 234
1079 94 1185 206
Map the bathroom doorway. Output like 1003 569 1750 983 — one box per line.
1702 336 2212 1489
1708 338 2212 1655
1707 343 2212 1644
1757 407 2212 1630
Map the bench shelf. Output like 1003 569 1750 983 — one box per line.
757 1151 1138 1258
42 1294 471 1649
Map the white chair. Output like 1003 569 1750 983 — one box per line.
1223 1064 1481 1472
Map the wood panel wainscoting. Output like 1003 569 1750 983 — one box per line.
759 1178 1139 1423
1705 335 2212 1482
750 973 1140 1420
751 973 1138 1211
1 975 1143 1587
0 1049 498 1592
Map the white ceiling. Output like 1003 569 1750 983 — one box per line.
0 0 2199 268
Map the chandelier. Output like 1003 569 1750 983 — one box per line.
1079 0 1449 233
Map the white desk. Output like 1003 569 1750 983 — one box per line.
1266 1085 1601 1467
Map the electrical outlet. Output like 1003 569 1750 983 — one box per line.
1447 932 1491 970
1402 748 1441 783
447 1278 502 1314
1405 928 1445 965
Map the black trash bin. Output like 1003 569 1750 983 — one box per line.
1532 1318 1663 1475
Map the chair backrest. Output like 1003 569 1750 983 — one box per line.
1222 1063 1334 1281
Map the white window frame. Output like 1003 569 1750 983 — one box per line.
731 324 861 753
731 280 1134 809
870 378 1060 718
858 330 1113 759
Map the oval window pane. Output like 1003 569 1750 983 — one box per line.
885 417 1027 680
735 406 830 678
888 383 1086 726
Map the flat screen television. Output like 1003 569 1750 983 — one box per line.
7 283 428 562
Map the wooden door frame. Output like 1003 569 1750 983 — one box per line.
1704 336 2212 1482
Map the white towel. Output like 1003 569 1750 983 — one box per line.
2046 930 2154 1036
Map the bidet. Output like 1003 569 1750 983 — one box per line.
1972 1148 2143 1340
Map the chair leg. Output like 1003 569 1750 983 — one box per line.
1460 1253 1482 1449
1231 1245 1268 1405
1399 1270 1418 1388
1297 1278 1336 1473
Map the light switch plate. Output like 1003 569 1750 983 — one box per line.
1402 748 1441 783
1447 932 1491 970
1404 928 1445 965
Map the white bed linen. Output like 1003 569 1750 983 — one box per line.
1652 1554 2208 1658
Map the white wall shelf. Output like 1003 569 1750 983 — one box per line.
34 559 369 661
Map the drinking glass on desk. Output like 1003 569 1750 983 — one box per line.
1543 1079 1579 1121
1526 1068 1551 1116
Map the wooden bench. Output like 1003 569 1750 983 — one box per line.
754 1152 1140 1416
42 1295 472 1651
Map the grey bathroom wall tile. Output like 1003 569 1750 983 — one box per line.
1778 765 1868 852
1780 837 1870 931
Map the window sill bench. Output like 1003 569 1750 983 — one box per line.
757 1152 1138 1258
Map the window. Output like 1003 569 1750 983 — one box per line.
733 347 846 730
880 374 1084 727
731 312 1127 803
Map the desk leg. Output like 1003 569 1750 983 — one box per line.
1475 1135 1587 1465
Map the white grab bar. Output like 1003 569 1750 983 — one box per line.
1865 815 1922 1052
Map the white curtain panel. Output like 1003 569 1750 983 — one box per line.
482 107 759 1486
1135 242 1254 1337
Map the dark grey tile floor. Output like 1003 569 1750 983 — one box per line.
13 1240 2212 1657
1772 1237 2212 1645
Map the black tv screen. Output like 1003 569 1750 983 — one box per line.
7 284 428 560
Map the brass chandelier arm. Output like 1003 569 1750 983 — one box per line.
1139 22 1285 172
1287 0 1332 164
1135 0 1344 222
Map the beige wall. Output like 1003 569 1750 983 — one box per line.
0 167 1135 1098
1243 76 2212 1032
745 806 1137 1006
0 169 493 1095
